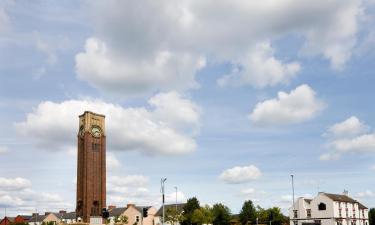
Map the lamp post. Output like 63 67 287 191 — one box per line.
174 186 178 225
161 178 167 225
291 175 295 225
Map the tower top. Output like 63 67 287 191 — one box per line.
78 111 106 136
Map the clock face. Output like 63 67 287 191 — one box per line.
91 126 102 138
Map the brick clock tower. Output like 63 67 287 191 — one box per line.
76 111 106 222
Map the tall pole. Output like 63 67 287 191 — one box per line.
161 178 167 225
174 186 178 225
291 175 295 208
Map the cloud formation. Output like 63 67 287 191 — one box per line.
0 177 71 211
249 84 325 126
217 42 301 88
15 91 201 155
320 116 375 160
75 0 362 95
219 165 261 184
0 146 8 154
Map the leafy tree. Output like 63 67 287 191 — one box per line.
239 200 257 225
182 197 201 225
266 207 286 225
369 208 375 225
256 206 269 224
165 207 183 225
212 203 231 225
191 205 214 225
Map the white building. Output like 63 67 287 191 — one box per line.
289 192 369 225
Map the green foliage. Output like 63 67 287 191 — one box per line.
182 197 201 225
256 206 269 224
212 203 231 225
266 207 287 225
165 207 183 225
191 205 214 225
369 208 375 225
239 200 257 225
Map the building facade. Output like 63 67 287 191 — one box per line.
76 111 107 222
289 192 369 225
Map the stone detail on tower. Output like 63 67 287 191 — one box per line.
76 111 106 222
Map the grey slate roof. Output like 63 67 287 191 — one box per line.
155 203 186 217
323 193 368 209
29 215 46 222
109 207 127 217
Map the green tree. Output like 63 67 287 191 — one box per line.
256 206 269 224
191 205 214 225
182 197 201 225
266 207 286 225
239 200 257 225
165 207 183 225
369 208 375 225
212 203 231 225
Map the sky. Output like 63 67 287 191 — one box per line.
1 0 375 217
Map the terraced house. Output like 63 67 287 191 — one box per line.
289 192 369 225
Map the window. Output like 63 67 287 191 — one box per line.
136 216 140 223
307 209 311 218
92 143 100 151
294 210 298 218
318 203 326 211
339 209 342 217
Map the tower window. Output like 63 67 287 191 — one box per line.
92 143 100 151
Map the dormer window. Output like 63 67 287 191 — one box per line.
318 203 326 211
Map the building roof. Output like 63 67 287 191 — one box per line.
29 214 46 222
135 206 152 213
55 212 76 220
2 217 15 223
304 199 312 204
323 193 368 209
17 215 33 221
155 203 186 217
109 207 127 217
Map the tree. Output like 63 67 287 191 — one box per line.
256 206 269 224
239 200 257 225
369 208 375 225
212 203 231 225
182 197 201 225
191 205 214 225
165 207 183 225
266 207 286 225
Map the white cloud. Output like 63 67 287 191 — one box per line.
0 177 71 211
15 91 201 155
371 165 375 170
0 146 8 154
325 116 368 138
0 7 9 34
107 153 121 171
321 116 375 160
249 84 325 126
219 165 262 184
76 37 205 95
217 42 301 88
165 191 186 204
108 175 149 188
0 177 32 191
356 190 375 198
75 0 363 95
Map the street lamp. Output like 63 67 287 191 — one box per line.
161 178 167 225
174 186 178 225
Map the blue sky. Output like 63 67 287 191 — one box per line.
1 0 375 217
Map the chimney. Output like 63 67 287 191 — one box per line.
32 213 39 217
343 190 349 196
108 205 116 211
127 203 135 208
59 210 67 214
